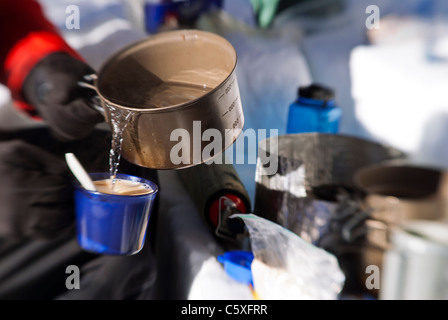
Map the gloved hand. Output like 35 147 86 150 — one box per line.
0 139 74 239
22 52 104 142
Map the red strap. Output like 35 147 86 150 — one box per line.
0 0 56 83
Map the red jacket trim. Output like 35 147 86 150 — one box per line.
5 31 82 118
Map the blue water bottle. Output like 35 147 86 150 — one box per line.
286 84 342 134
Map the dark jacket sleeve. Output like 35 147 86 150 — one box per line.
0 0 82 118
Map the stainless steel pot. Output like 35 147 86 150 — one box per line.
351 162 448 256
253 133 407 297
355 163 448 223
80 29 244 170
254 133 407 243
342 162 448 298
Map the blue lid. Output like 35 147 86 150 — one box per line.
217 251 254 285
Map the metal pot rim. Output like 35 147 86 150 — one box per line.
94 29 238 114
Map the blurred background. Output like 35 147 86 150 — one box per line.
2 0 448 300
2 0 448 202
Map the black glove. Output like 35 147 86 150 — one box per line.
22 52 104 142
0 139 74 239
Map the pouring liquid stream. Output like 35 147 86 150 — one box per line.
106 80 213 192
108 104 134 192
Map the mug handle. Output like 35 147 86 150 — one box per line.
77 74 107 118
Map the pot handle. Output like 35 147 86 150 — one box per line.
78 74 106 118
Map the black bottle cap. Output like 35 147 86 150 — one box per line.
298 84 335 101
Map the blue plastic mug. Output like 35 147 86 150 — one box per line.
74 173 158 255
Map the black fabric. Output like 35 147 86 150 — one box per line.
22 52 104 142
298 83 335 101
0 139 75 238
0 232 97 300
55 233 157 300
0 127 160 300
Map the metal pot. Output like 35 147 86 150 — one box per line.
253 133 407 297
254 133 406 243
355 163 448 224
80 29 244 170
351 163 448 298
351 162 448 257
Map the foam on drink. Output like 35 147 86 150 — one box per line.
94 179 153 196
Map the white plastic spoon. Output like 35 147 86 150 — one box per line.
65 153 97 192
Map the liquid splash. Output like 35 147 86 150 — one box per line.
107 104 134 189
